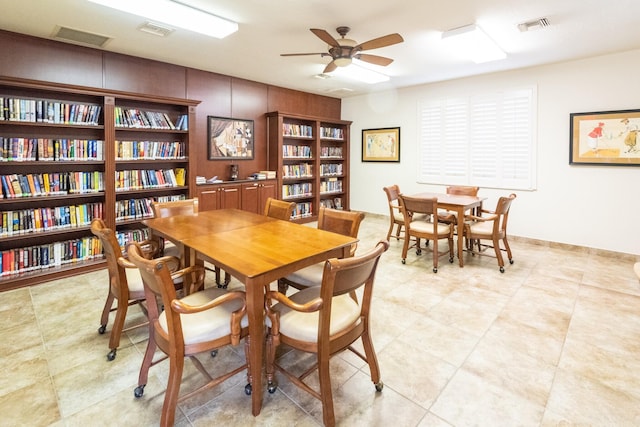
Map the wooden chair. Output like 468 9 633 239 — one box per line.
263 197 295 221
437 185 480 224
277 206 365 293
91 218 165 361
398 194 454 273
127 242 250 427
382 184 406 241
463 193 517 272
265 240 390 427
151 198 229 289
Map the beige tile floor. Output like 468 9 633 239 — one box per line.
1 213 640 426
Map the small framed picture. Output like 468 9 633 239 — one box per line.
362 127 400 162
208 116 254 160
570 109 640 166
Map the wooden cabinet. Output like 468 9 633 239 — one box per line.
195 179 277 214
241 180 277 214
197 182 241 211
266 112 351 222
0 76 198 291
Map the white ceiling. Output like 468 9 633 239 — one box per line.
2 0 640 98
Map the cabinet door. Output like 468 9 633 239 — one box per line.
219 184 241 209
241 182 260 214
198 189 220 211
260 181 277 204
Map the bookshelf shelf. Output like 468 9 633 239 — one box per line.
0 76 198 290
267 112 351 222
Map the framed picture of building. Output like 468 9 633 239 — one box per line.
208 116 254 160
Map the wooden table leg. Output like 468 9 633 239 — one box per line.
245 277 264 416
456 207 465 267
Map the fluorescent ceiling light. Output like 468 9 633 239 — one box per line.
441 24 506 63
331 63 390 84
87 0 238 39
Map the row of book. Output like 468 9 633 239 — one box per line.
115 140 185 160
115 168 183 191
114 107 176 130
283 144 312 158
0 237 104 277
0 97 101 125
320 127 344 140
291 202 313 219
320 197 344 210
320 163 343 176
115 228 151 250
320 177 343 194
320 146 343 158
282 163 313 179
0 203 104 237
282 183 313 199
0 137 104 162
115 194 185 222
282 123 313 138
1 172 105 198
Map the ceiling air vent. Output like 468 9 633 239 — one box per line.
138 21 174 37
517 18 550 32
53 26 111 47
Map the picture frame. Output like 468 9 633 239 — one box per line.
208 116 254 160
362 127 400 162
570 109 640 166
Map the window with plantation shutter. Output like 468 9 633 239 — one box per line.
418 87 536 190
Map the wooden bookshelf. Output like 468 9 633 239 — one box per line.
266 112 351 222
0 76 198 291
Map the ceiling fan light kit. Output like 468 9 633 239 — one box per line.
281 26 404 77
441 24 506 63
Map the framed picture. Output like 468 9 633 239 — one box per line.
570 109 640 166
208 116 254 160
362 127 400 162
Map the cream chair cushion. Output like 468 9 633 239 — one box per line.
634 262 640 280
158 288 248 346
410 220 452 235
125 267 145 293
282 263 324 289
267 287 360 342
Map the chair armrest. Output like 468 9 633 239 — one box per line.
171 289 246 314
466 213 498 223
265 290 323 313
138 238 161 259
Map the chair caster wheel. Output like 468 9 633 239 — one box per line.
449 257 454 263
416 249 422 255
433 267 438 273
244 383 252 395
210 350 218 358
267 381 278 394
401 259 406 264
500 266 505 273
375 381 384 392
98 325 106 334
107 349 116 361
509 259 514 264
134 385 145 398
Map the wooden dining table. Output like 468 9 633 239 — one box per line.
411 192 486 267
143 209 357 417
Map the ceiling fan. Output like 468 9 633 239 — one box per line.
281 26 404 73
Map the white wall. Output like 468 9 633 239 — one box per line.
343 49 640 255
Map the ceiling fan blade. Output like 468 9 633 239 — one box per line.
354 33 404 51
355 54 394 67
310 28 340 47
323 61 338 73
281 52 327 57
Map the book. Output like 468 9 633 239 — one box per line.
174 168 186 186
